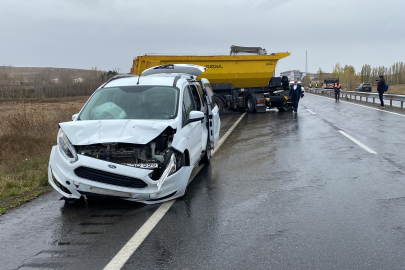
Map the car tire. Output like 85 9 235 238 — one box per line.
212 96 224 114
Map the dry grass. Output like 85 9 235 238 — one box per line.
0 96 88 214
371 84 405 95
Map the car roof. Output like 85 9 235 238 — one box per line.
102 75 189 89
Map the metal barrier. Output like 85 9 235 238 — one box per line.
306 88 405 108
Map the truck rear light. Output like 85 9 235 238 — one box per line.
257 100 265 104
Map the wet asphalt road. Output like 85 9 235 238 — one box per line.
1 94 405 270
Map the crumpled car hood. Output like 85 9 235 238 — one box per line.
59 119 177 145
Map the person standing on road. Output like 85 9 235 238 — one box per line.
334 81 342 102
289 79 303 113
309 82 312 88
377 75 386 108
316 82 318 88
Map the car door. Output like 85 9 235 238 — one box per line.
201 79 220 149
182 85 203 165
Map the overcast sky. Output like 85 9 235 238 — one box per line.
1 0 404 75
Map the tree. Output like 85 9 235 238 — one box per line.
317 68 326 84
360 64 372 84
100 70 118 81
301 76 311 87
332 63 343 78
341 65 359 90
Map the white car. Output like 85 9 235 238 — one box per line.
48 64 220 204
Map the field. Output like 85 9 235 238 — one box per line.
371 84 405 94
0 66 95 82
0 96 89 214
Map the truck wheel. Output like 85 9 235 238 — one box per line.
246 95 256 113
212 96 224 114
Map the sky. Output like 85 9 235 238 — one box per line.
1 0 404 76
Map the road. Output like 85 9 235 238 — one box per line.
1 93 405 270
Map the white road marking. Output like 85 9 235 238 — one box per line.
103 112 247 270
338 130 377 154
306 109 316 115
103 200 175 270
307 93 405 117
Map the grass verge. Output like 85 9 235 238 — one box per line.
0 98 86 215
0 157 52 215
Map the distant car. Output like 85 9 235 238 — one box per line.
355 83 372 92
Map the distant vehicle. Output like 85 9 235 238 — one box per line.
355 83 372 92
322 78 339 89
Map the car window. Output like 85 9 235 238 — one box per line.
196 84 207 112
79 86 179 120
196 84 204 101
189 85 202 111
182 86 196 125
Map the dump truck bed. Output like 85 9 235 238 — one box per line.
131 53 290 88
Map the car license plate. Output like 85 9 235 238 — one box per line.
124 163 158 169
89 186 131 197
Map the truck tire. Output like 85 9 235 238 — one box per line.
246 95 256 113
212 96 224 114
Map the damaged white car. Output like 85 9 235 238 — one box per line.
48 64 220 204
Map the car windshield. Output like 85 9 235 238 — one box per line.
79 85 179 120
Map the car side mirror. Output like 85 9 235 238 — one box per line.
188 111 204 123
72 114 79 121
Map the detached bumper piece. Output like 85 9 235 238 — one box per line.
74 166 148 188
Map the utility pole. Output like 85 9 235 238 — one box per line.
305 50 308 74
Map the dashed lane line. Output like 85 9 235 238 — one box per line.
307 93 405 117
338 130 377 154
103 112 247 270
306 109 316 115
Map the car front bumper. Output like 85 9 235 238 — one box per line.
48 146 193 204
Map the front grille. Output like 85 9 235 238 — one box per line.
74 166 147 189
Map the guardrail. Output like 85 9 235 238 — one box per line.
306 88 405 108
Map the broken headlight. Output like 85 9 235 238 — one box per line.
57 129 78 163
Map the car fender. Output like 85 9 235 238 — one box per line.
171 136 188 154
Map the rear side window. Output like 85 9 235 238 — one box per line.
189 85 202 111
182 86 196 125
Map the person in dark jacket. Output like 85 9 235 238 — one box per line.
289 79 304 113
377 75 386 107
334 81 342 102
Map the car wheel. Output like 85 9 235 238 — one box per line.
212 96 224 114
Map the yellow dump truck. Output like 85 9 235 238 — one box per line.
131 46 292 113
